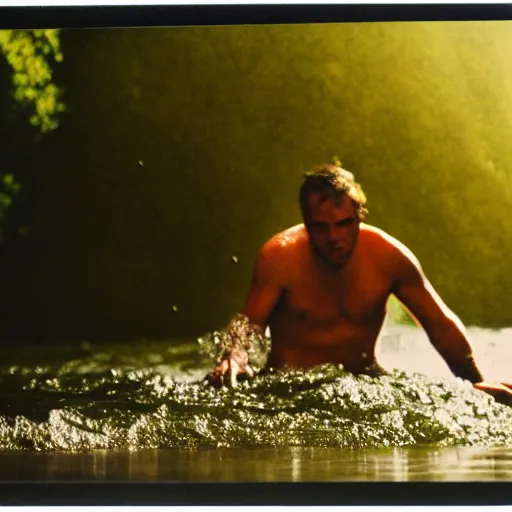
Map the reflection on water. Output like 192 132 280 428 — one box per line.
2 446 512 481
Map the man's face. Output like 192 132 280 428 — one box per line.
304 191 361 267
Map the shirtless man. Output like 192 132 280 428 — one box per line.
208 164 512 405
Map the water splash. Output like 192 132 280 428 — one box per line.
197 314 271 366
1 345 512 452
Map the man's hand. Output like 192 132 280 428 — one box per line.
473 382 512 406
205 347 255 388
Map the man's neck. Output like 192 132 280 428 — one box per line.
312 247 351 275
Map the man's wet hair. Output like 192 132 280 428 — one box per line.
299 164 369 222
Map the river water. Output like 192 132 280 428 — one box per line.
1 325 512 482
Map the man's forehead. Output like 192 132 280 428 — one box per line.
307 191 355 213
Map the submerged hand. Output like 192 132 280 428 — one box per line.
205 348 255 388
473 382 512 406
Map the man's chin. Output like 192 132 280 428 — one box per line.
324 253 351 267
312 245 352 267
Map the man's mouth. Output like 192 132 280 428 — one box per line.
331 250 349 261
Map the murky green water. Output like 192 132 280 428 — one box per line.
1 331 512 481
2 446 512 481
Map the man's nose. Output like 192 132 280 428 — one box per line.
327 227 340 243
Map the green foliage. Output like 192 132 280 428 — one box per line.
0 29 65 132
0 29 65 246
0 174 20 242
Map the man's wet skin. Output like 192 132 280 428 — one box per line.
207 166 512 405
209 192 418 384
262 202 393 376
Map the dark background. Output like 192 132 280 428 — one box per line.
2 21 512 344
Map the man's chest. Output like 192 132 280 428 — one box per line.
282 263 392 326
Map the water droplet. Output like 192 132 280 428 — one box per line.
231 255 239 263
138 160 144 167
171 305 178 312
80 341 91 351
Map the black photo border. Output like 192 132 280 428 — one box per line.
1 2 512 506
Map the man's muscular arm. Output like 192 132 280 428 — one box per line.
241 242 284 331
207 239 284 386
389 240 484 383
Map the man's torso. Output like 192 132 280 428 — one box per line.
265 224 398 374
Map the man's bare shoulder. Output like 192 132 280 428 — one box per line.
252 224 306 281
360 224 421 268
261 224 307 256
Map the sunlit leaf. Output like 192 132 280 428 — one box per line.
0 28 65 134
